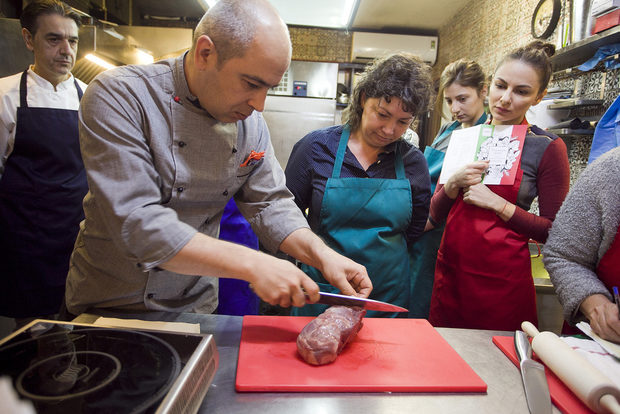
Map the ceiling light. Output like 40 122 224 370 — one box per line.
85 53 116 70
102 27 125 41
198 0 218 10
135 48 154 65
269 0 358 29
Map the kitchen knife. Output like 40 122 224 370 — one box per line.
514 330 552 414
306 291 408 313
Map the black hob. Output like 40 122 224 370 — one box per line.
0 320 218 414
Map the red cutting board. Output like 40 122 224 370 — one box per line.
236 316 487 393
493 336 594 414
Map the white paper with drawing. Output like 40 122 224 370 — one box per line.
438 124 527 185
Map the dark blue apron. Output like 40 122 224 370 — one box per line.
0 70 87 318
408 113 487 318
217 198 260 315
293 126 412 318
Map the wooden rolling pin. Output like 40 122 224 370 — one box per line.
522 321 620 414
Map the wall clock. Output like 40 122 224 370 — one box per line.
531 0 561 39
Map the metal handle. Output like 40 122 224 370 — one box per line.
514 330 532 362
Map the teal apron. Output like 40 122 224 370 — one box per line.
408 113 487 318
293 126 412 318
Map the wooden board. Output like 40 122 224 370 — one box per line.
236 316 487 393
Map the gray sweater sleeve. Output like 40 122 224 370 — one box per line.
543 147 620 325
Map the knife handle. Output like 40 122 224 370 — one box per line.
514 330 532 362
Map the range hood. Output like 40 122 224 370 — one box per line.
74 23 193 83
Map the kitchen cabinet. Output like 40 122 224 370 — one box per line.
551 25 620 71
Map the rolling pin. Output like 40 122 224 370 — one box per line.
521 321 620 414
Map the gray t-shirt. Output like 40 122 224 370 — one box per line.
66 54 308 315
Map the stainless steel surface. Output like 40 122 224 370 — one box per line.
156 334 219 414
309 291 408 312
0 18 34 78
269 61 338 98
571 0 594 43
262 95 337 168
515 331 552 414
74 311 561 414
73 24 193 83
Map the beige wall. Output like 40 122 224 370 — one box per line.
434 0 559 79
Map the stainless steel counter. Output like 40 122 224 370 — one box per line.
75 312 561 414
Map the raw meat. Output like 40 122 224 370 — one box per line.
296 306 366 365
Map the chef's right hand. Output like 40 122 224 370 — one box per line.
247 254 319 308
444 161 489 199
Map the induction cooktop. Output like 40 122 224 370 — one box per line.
0 320 218 414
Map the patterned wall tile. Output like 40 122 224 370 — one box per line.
289 27 351 62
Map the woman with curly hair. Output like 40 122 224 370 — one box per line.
428 41 570 331
285 53 433 317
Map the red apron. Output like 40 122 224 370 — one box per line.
562 222 620 334
596 223 620 287
429 121 537 331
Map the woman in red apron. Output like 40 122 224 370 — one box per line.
409 59 488 319
543 147 620 342
428 40 570 331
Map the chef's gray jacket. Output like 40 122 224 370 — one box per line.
65 54 309 315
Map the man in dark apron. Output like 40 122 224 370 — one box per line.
0 1 87 328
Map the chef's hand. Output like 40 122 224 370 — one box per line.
279 228 372 300
581 294 620 343
247 255 320 308
317 247 373 299
444 161 489 199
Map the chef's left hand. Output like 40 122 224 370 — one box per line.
462 183 504 211
319 248 373 298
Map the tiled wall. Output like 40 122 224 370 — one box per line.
290 27 351 62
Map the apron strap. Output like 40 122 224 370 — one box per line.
394 144 406 180
19 70 28 108
332 125 350 178
432 121 460 148
74 78 83 101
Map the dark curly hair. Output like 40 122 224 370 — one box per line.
342 53 433 131
494 40 555 94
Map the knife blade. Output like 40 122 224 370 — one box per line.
306 291 408 313
514 330 552 414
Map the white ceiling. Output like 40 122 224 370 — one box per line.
352 0 471 32
134 0 472 33
270 0 472 32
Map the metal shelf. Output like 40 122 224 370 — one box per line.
551 25 620 71
547 99 604 109
547 128 595 135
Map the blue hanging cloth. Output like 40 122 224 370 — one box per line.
217 199 260 315
588 94 620 164
578 44 620 71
